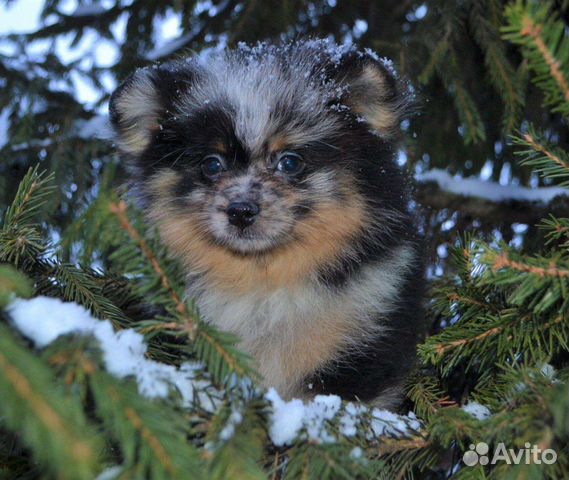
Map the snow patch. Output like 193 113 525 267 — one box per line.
416 168 568 204
350 446 363 459
8 296 424 447
266 388 420 446
266 388 305 446
369 409 421 437
8 296 219 411
462 402 491 421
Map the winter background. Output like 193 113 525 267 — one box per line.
1 0 568 280
0 1 568 479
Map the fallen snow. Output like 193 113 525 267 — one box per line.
540 363 556 380
369 409 421 437
95 466 123 480
461 402 491 421
339 402 367 437
266 388 421 446
0 108 9 149
266 389 306 446
8 295 423 447
416 168 568 204
8 296 219 411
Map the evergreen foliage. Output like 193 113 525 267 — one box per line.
0 0 568 478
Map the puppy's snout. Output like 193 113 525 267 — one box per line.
226 201 260 229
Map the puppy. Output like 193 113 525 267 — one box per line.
110 40 424 408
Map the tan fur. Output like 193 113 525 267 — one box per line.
350 65 400 137
143 169 416 402
268 134 288 153
193 244 416 401
114 72 161 155
147 172 366 294
212 141 227 154
252 310 355 399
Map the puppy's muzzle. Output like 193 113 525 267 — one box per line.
226 201 260 230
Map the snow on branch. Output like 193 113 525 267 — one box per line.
266 388 422 446
415 168 569 224
416 168 568 204
7 296 220 411
7 296 424 447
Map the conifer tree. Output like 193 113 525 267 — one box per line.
0 0 568 478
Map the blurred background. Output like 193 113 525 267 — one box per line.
1 0 568 279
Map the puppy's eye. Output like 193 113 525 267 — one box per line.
276 152 304 175
201 154 226 178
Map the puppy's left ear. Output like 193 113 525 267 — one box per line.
339 53 411 138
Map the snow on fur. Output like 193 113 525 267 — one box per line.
8 296 219 411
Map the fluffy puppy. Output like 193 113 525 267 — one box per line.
110 40 424 408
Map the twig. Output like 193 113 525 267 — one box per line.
109 200 197 337
520 16 569 103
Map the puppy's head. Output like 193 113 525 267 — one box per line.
110 40 411 261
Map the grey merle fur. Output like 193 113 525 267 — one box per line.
110 39 425 407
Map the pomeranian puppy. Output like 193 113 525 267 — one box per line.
110 40 424 408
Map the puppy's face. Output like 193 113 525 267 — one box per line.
110 41 409 259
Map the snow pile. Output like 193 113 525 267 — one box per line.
416 168 569 204
8 296 220 411
369 409 421 438
266 388 421 446
339 402 367 436
8 296 424 447
461 402 491 421
266 389 306 446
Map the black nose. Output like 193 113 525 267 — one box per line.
226 201 260 229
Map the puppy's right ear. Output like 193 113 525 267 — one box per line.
109 67 162 156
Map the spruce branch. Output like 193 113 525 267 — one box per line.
37 331 207 479
418 37 449 85
0 166 54 266
206 399 267 480
519 17 569 105
451 80 487 144
0 264 32 309
503 1 569 117
39 262 131 327
91 377 204 480
1 165 54 230
0 324 102 480
541 215 569 248
469 1 524 133
512 129 569 187
107 199 256 384
406 373 454 421
109 200 196 333
490 252 569 278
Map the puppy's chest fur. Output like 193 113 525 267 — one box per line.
189 245 414 400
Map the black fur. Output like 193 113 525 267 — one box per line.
110 39 425 406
